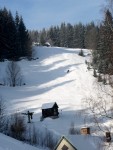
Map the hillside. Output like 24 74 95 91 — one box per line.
0 133 43 150
0 46 108 149
0 47 96 125
0 47 95 114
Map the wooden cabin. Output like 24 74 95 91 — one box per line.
41 102 59 118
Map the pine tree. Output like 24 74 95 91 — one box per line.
73 23 85 48
66 23 74 48
40 28 47 45
15 11 20 29
0 8 10 59
0 9 6 60
0 8 17 60
84 22 98 50
7 11 17 59
0 8 31 60
60 23 67 47
47 26 55 46
96 10 113 74
93 69 97 77
79 49 84 56
18 16 31 58
14 12 21 59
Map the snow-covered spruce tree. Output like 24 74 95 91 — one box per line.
60 23 67 47
73 23 85 48
93 69 97 77
30 30 38 43
84 22 98 50
40 28 48 46
53 26 60 47
66 23 74 48
94 10 113 75
79 49 84 56
6 61 23 87
47 26 59 46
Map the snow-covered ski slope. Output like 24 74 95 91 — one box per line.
0 46 106 150
0 46 100 133
0 46 96 114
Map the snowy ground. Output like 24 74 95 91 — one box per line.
0 46 111 149
0 47 96 131
0 133 43 150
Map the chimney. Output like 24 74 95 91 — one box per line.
80 127 90 135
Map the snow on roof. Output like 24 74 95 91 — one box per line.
45 42 51 45
42 102 56 109
66 135 101 150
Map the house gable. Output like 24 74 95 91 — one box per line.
54 136 77 150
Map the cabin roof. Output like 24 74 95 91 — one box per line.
54 135 100 150
67 135 100 150
42 102 57 109
45 42 51 46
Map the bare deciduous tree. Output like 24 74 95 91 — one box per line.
6 61 23 87
10 113 26 140
83 79 113 148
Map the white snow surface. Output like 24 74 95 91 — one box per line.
0 46 108 149
0 133 42 150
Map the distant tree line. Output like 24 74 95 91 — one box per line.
29 22 99 50
0 7 32 61
29 9 113 77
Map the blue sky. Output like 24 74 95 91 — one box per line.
0 0 106 30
